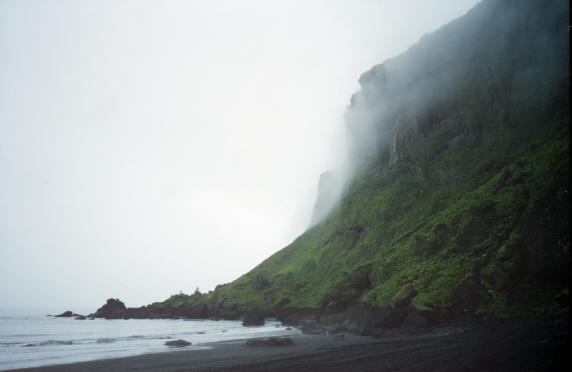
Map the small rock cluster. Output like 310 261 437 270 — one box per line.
52 311 92 320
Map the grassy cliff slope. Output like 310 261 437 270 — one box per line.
165 0 569 323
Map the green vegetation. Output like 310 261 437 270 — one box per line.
208 118 568 318
158 0 569 321
160 292 209 308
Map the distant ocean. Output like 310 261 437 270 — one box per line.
0 308 300 370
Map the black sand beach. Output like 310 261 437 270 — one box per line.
10 317 568 372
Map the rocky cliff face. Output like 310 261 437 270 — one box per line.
309 170 343 226
344 0 568 179
142 0 569 331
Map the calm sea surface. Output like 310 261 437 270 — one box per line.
0 308 300 370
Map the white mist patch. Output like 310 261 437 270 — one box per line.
0 0 480 309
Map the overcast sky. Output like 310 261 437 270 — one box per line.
0 0 479 310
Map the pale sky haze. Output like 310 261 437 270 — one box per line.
0 0 479 310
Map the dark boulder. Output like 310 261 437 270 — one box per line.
55 311 73 318
242 309 265 326
244 337 294 347
74 315 87 320
165 339 191 347
93 298 127 319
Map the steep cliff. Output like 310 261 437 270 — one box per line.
309 170 343 226
208 0 569 324
150 0 569 329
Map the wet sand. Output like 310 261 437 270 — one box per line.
9 317 568 372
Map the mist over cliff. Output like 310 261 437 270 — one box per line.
212 0 568 317
130 0 569 333
309 0 569 226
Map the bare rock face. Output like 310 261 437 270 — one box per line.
241 309 265 326
93 298 127 319
183 303 209 319
310 170 343 226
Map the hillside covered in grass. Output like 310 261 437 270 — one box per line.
145 0 569 328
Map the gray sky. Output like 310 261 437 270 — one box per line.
0 0 479 310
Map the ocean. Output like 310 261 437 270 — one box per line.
0 308 300 370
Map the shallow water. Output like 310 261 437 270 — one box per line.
0 308 300 370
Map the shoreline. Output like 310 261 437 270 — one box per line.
6 316 568 372
6 333 353 372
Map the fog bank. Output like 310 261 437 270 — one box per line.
0 0 478 309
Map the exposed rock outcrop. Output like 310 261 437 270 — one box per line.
241 309 265 326
165 339 191 347
93 298 127 319
310 170 343 225
55 311 73 318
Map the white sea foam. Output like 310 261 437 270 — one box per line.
0 308 300 370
